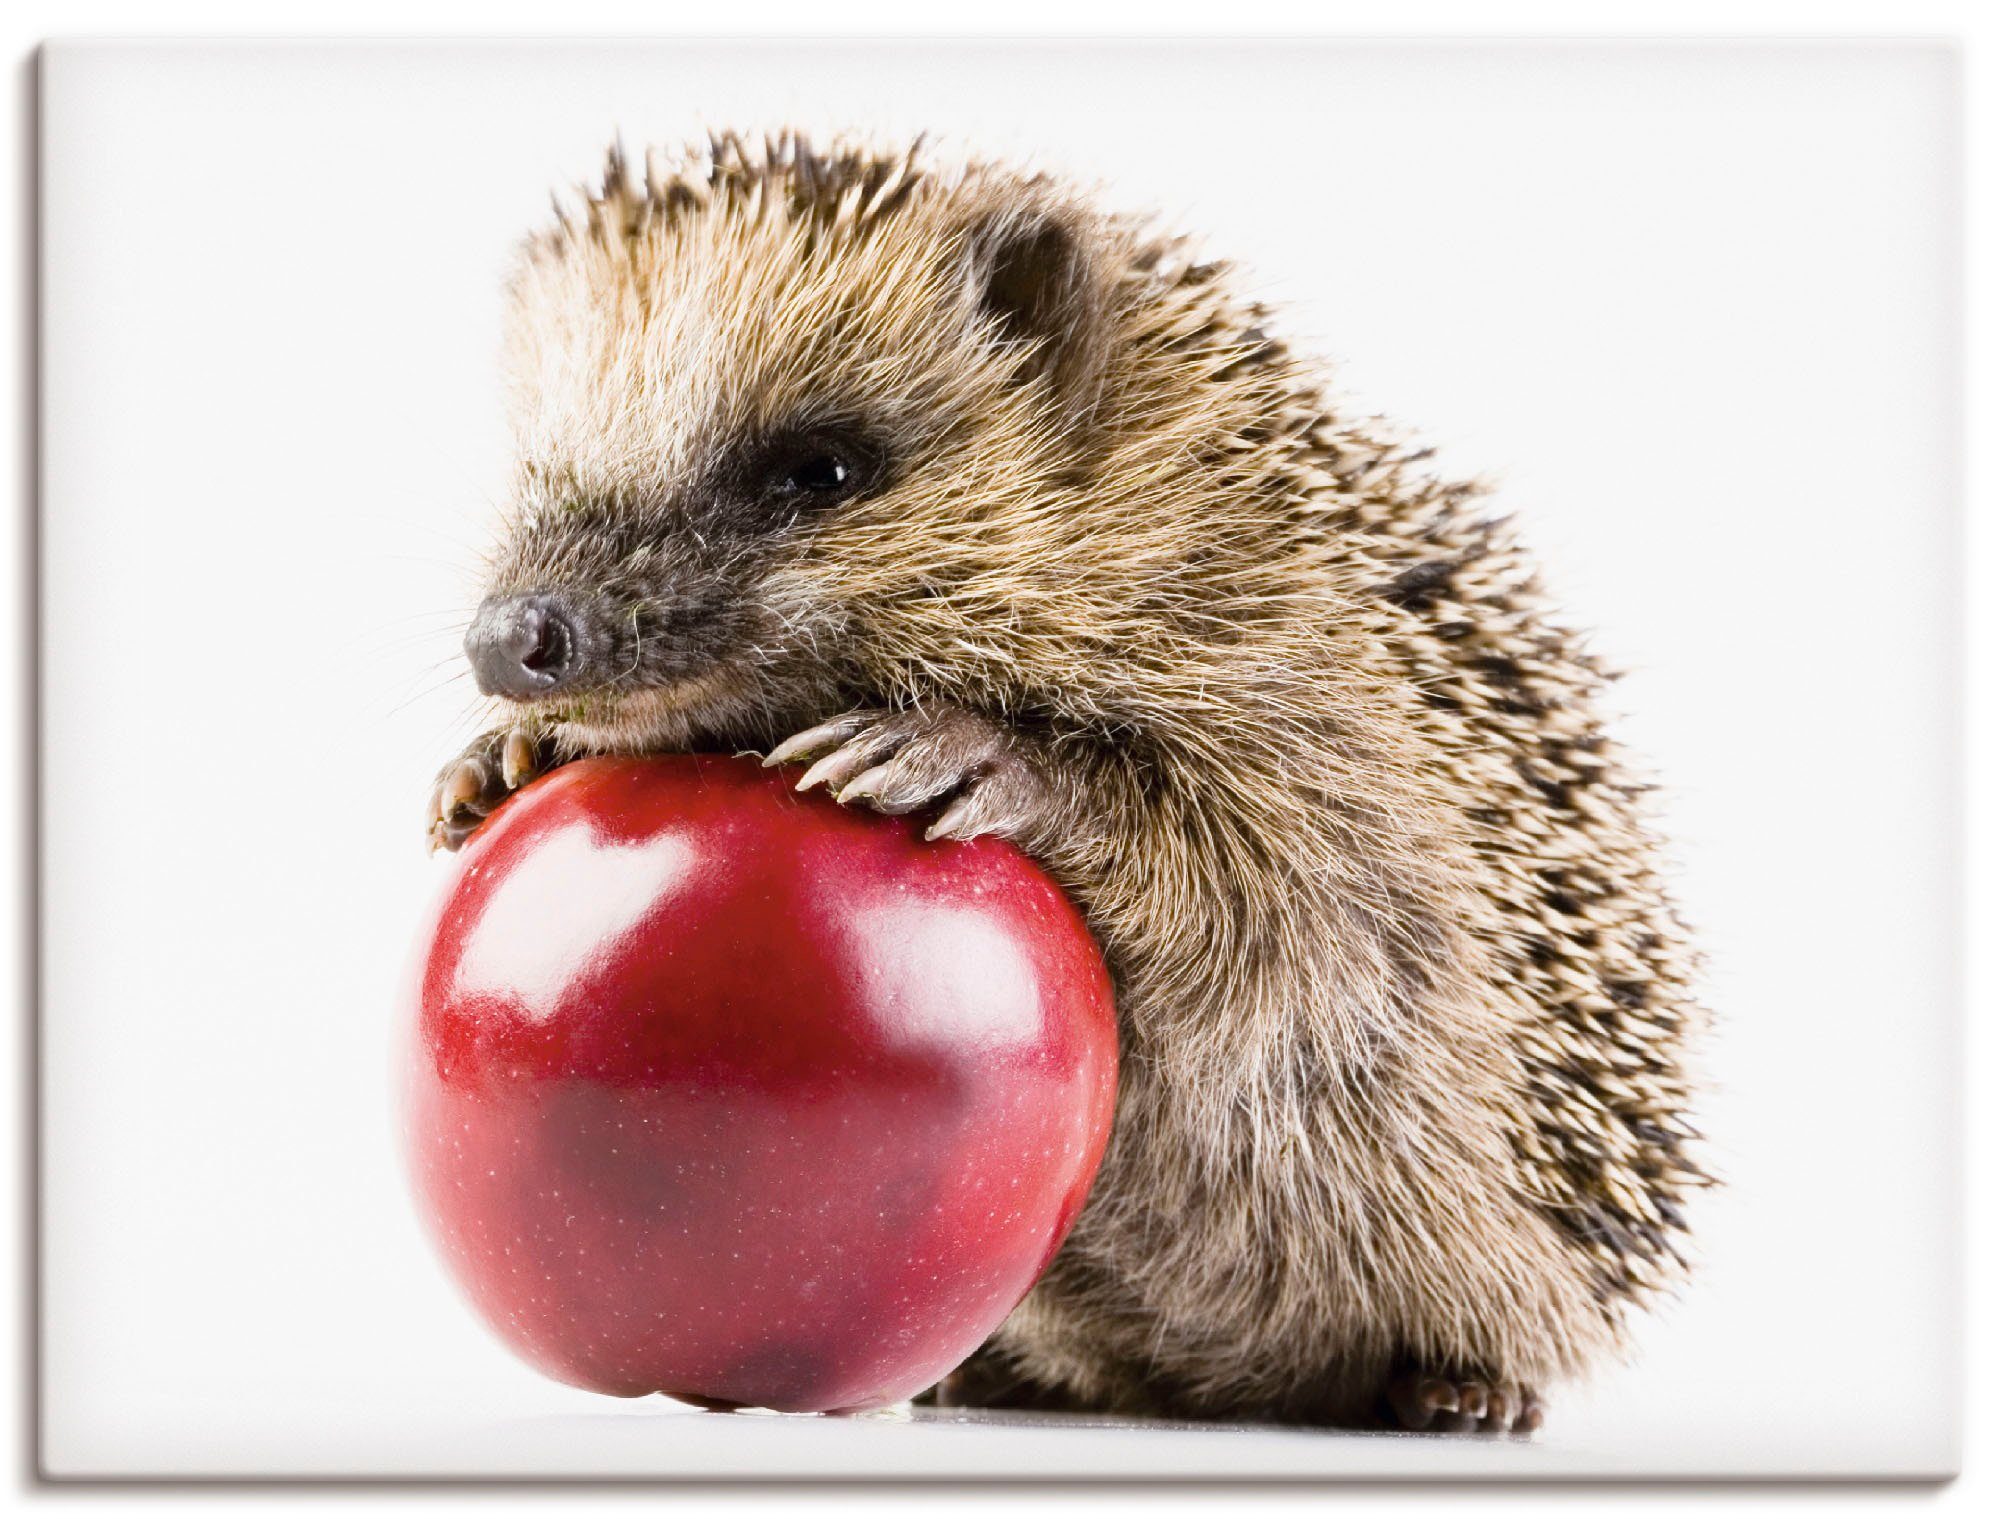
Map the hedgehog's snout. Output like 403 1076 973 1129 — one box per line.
465 592 592 700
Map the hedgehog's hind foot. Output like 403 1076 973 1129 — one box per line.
1382 1368 1543 1435
916 1349 1096 1415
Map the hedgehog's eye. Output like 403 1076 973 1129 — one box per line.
748 429 881 510
781 451 851 495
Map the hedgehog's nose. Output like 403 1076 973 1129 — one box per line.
465 594 581 700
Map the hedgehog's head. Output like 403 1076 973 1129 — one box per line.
467 133 1173 753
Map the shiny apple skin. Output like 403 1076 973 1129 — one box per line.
402 753 1119 1413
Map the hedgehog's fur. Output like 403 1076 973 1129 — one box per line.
446 131 1708 1428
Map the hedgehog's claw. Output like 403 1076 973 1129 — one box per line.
924 793 985 841
441 758 486 813
797 729 902 796
762 713 874 769
501 727 541 791
837 761 921 811
1508 1394 1545 1435
1386 1374 1458 1431
924 764 1043 842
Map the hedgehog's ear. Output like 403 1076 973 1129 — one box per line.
958 207 1114 429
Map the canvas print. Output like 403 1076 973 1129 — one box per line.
36 38 1961 1481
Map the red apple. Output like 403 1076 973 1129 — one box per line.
401 752 1118 1413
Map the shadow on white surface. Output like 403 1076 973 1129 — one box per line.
420 1400 1611 1481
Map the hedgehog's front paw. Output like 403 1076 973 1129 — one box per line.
426 725 554 853
765 707 1055 846
1383 1368 1544 1436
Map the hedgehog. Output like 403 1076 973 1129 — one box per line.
425 131 1707 1434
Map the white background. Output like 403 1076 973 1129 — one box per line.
21 13 1976 1501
